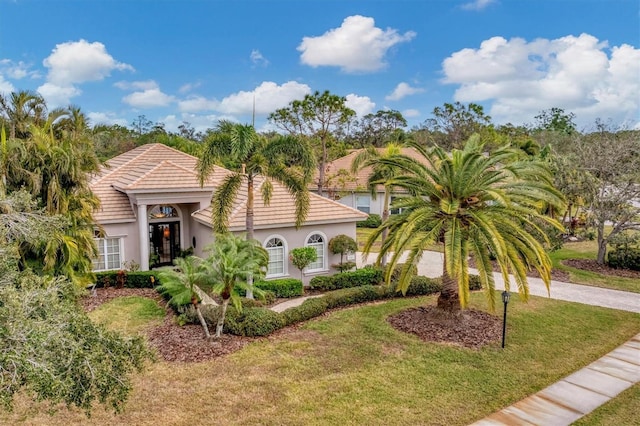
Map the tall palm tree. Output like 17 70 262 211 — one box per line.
197 121 316 239
365 135 565 313
351 142 404 266
202 233 268 338
157 256 213 339
0 90 47 139
16 115 101 286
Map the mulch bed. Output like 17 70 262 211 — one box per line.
388 306 502 349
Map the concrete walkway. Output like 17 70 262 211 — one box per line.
269 294 324 313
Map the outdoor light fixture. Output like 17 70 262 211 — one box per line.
163 227 170 238
501 290 511 348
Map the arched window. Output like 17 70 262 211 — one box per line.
305 233 326 272
149 205 179 219
265 237 286 277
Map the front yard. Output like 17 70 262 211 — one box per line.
3 289 640 425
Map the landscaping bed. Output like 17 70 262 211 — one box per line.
563 258 640 279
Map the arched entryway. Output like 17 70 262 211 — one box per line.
148 205 181 267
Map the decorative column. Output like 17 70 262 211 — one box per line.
138 203 149 271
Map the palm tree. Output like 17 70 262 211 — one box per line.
0 90 47 139
157 256 213 339
351 142 404 266
197 121 316 239
202 233 268 338
16 114 101 286
365 135 565 313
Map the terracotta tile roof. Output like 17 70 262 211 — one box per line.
92 143 367 228
90 144 224 223
192 176 368 230
319 147 427 193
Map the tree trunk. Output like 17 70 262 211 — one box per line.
215 298 230 338
246 176 254 299
381 189 390 267
596 225 607 264
437 266 461 312
194 302 211 339
318 139 326 197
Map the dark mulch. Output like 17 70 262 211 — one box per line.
563 259 640 279
388 306 502 349
146 316 255 363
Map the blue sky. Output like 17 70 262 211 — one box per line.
1 0 638 133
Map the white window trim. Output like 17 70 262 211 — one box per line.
263 234 288 278
93 236 124 272
304 231 328 274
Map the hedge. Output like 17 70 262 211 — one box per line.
93 271 159 289
173 274 483 337
255 278 304 298
356 214 382 228
310 267 383 291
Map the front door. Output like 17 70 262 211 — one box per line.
149 222 180 267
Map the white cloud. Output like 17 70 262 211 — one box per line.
217 81 311 115
386 82 424 101
36 82 81 107
402 108 421 118
178 82 201 94
122 88 174 108
250 49 269 66
441 33 640 127
0 75 15 94
178 96 220 113
114 80 158 91
298 15 415 73
87 111 128 127
43 39 133 85
345 93 375 117
160 113 235 133
461 0 497 11
36 39 132 107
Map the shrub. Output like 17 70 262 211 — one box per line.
94 271 159 289
240 291 276 308
255 278 304 298
402 276 443 296
328 234 358 270
607 249 640 271
225 307 285 337
607 232 640 271
332 261 356 273
281 297 330 325
289 247 317 280
323 285 388 309
385 263 418 287
468 274 483 291
310 268 383 291
356 213 382 228
331 267 383 289
309 275 334 291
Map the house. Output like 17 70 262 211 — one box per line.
90 143 367 284
319 147 426 217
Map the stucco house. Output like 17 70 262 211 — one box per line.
319 147 425 217
90 143 367 284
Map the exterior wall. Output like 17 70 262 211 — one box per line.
98 221 138 270
252 222 357 286
336 191 386 217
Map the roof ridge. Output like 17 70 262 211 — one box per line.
92 143 160 186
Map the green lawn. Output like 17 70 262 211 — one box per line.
4 292 640 425
550 240 640 293
87 296 165 335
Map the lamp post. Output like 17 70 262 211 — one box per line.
501 290 511 348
